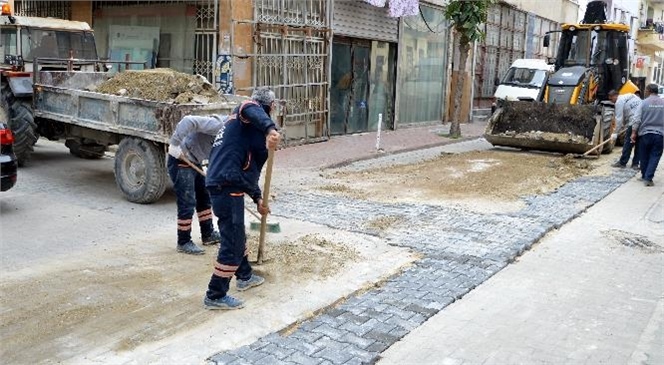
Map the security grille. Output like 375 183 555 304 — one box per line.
475 3 559 100
14 0 71 19
233 0 331 144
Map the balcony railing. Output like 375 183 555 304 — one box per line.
639 20 664 34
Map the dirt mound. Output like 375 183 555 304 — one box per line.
247 233 360 278
95 68 223 104
492 101 596 141
322 150 597 205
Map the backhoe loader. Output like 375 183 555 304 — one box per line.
484 0 639 155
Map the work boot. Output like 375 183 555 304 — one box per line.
202 231 221 246
611 161 626 168
177 241 205 255
645 180 654 187
237 274 265 291
204 295 244 310
631 165 640 171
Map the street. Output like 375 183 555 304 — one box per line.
1 134 663 364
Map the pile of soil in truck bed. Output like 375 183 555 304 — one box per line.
95 68 223 104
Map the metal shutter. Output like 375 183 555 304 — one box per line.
333 1 398 43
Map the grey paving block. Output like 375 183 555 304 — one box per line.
260 343 297 360
338 332 376 350
364 340 390 353
281 336 322 356
338 311 372 325
232 346 269 363
311 323 349 340
363 329 400 344
290 329 325 343
314 345 354 364
286 351 324 365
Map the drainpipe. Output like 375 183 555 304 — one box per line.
469 39 478 123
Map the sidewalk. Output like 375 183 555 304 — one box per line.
275 121 487 170
378 179 664 364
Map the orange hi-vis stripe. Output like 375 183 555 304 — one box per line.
197 209 213 221
177 218 192 231
213 262 238 278
229 192 244 197
238 100 260 124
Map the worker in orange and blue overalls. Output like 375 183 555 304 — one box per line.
167 115 225 255
203 87 281 310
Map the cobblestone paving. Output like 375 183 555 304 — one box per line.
208 169 636 365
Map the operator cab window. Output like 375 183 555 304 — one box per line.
0 27 18 60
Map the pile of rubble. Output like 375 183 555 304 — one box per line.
95 68 223 104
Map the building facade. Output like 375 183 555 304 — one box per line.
470 0 579 110
635 0 664 85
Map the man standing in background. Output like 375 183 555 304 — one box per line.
631 84 664 187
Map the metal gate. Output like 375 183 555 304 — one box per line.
233 0 331 143
333 1 398 43
192 0 218 83
93 0 218 82
13 0 71 19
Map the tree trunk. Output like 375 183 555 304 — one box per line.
450 36 470 138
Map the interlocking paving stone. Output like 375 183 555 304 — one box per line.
207 169 635 365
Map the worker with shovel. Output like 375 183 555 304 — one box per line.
167 115 225 255
203 87 281 310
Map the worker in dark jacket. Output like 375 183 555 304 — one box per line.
167 115 225 255
203 87 281 310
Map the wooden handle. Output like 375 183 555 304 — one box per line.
582 127 627 156
179 155 207 176
257 149 275 265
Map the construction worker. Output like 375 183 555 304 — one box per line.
608 90 641 170
167 115 225 255
203 87 281 310
632 84 664 187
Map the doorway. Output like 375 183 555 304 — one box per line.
330 37 395 135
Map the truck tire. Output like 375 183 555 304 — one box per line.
114 137 167 204
10 100 39 166
65 139 107 159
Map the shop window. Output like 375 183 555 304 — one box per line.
398 6 449 124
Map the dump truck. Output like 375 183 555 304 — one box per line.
1 3 242 203
33 66 241 203
484 0 639 155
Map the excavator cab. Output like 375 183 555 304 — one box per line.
484 1 635 155
546 24 633 105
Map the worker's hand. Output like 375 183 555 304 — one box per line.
630 131 637 144
257 199 270 216
610 133 618 141
168 144 182 159
266 130 281 150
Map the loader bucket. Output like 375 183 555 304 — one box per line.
484 101 603 155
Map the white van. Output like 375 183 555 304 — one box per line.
492 59 553 113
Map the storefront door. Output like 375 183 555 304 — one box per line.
331 38 395 135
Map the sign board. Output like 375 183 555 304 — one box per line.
108 25 160 72
635 56 650 69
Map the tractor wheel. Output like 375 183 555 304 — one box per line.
9 101 39 166
114 137 167 204
601 106 615 154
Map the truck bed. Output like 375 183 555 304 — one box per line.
33 71 242 143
